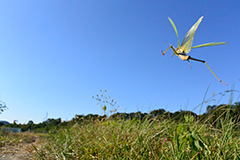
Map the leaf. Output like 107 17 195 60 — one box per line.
184 115 189 123
102 105 107 111
194 140 203 150
189 116 194 123
191 130 198 139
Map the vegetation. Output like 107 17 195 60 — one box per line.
0 100 7 114
1 89 240 159
34 108 240 159
29 100 240 159
0 131 39 147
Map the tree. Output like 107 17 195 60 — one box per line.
149 109 166 118
0 101 7 114
26 120 34 132
27 120 34 125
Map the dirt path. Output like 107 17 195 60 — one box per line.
0 136 39 160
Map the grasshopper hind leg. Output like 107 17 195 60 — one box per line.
188 56 227 85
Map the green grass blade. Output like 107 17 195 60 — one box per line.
192 42 228 49
168 17 180 47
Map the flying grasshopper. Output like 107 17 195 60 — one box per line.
162 16 228 85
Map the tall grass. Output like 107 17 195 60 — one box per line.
33 88 240 159
34 112 240 159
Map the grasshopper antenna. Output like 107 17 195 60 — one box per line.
164 41 173 46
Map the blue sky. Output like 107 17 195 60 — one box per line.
0 1 239 124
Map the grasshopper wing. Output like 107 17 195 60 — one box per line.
192 42 228 49
178 16 203 53
168 17 180 47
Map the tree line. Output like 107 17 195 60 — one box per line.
2 102 240 133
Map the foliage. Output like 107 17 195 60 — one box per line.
2 88 240 159
4 100 240 136
0 100 7 114
1 89 240 159
32 87 240 159
34 111 240 159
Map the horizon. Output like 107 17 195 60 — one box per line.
2 99 238 125
1 89 239 124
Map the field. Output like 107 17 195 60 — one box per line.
33 112 240 159
1 91 240 159
0 131 44 159
1 112 240 159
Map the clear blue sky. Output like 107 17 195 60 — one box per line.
0 1 239 124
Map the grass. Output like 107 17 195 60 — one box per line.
1 89 239 159
0 131 38 147
34 112 240 159
0 130 47 159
